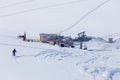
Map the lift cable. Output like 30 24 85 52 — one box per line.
0 0 34 9
58 0 111 34
0 0 85 18
0 42 46 50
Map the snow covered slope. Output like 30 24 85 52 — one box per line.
0 34 120 80
0 0 120 80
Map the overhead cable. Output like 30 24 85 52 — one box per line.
0 42 43 49
0 0 85 18
59 0 111 34
0 0 34 9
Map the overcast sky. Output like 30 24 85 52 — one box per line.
0 0 120 38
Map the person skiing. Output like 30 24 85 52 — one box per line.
12 49 17 56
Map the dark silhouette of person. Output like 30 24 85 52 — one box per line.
23 32 26 41
12 49 17 56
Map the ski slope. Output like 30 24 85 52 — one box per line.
0 0 120 80
0 35 120 80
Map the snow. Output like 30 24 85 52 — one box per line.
0 0 120 80
0 35 120 80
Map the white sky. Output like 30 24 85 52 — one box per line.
0 0 120 38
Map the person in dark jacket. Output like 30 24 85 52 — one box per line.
12 49 17 56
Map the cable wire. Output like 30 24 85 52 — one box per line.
0 0 85 18
59 0 111 34
0 42 45 50
0 0 34 9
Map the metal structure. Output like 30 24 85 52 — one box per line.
78 31 91 49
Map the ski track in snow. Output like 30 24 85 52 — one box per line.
13 47 120 80
107 68 120 80
22 49 74 60
1 36 119 80
3 45 120 80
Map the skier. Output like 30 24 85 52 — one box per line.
12 49 17 56
23 32 26 41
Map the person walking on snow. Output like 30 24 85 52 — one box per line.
12 49 17 56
